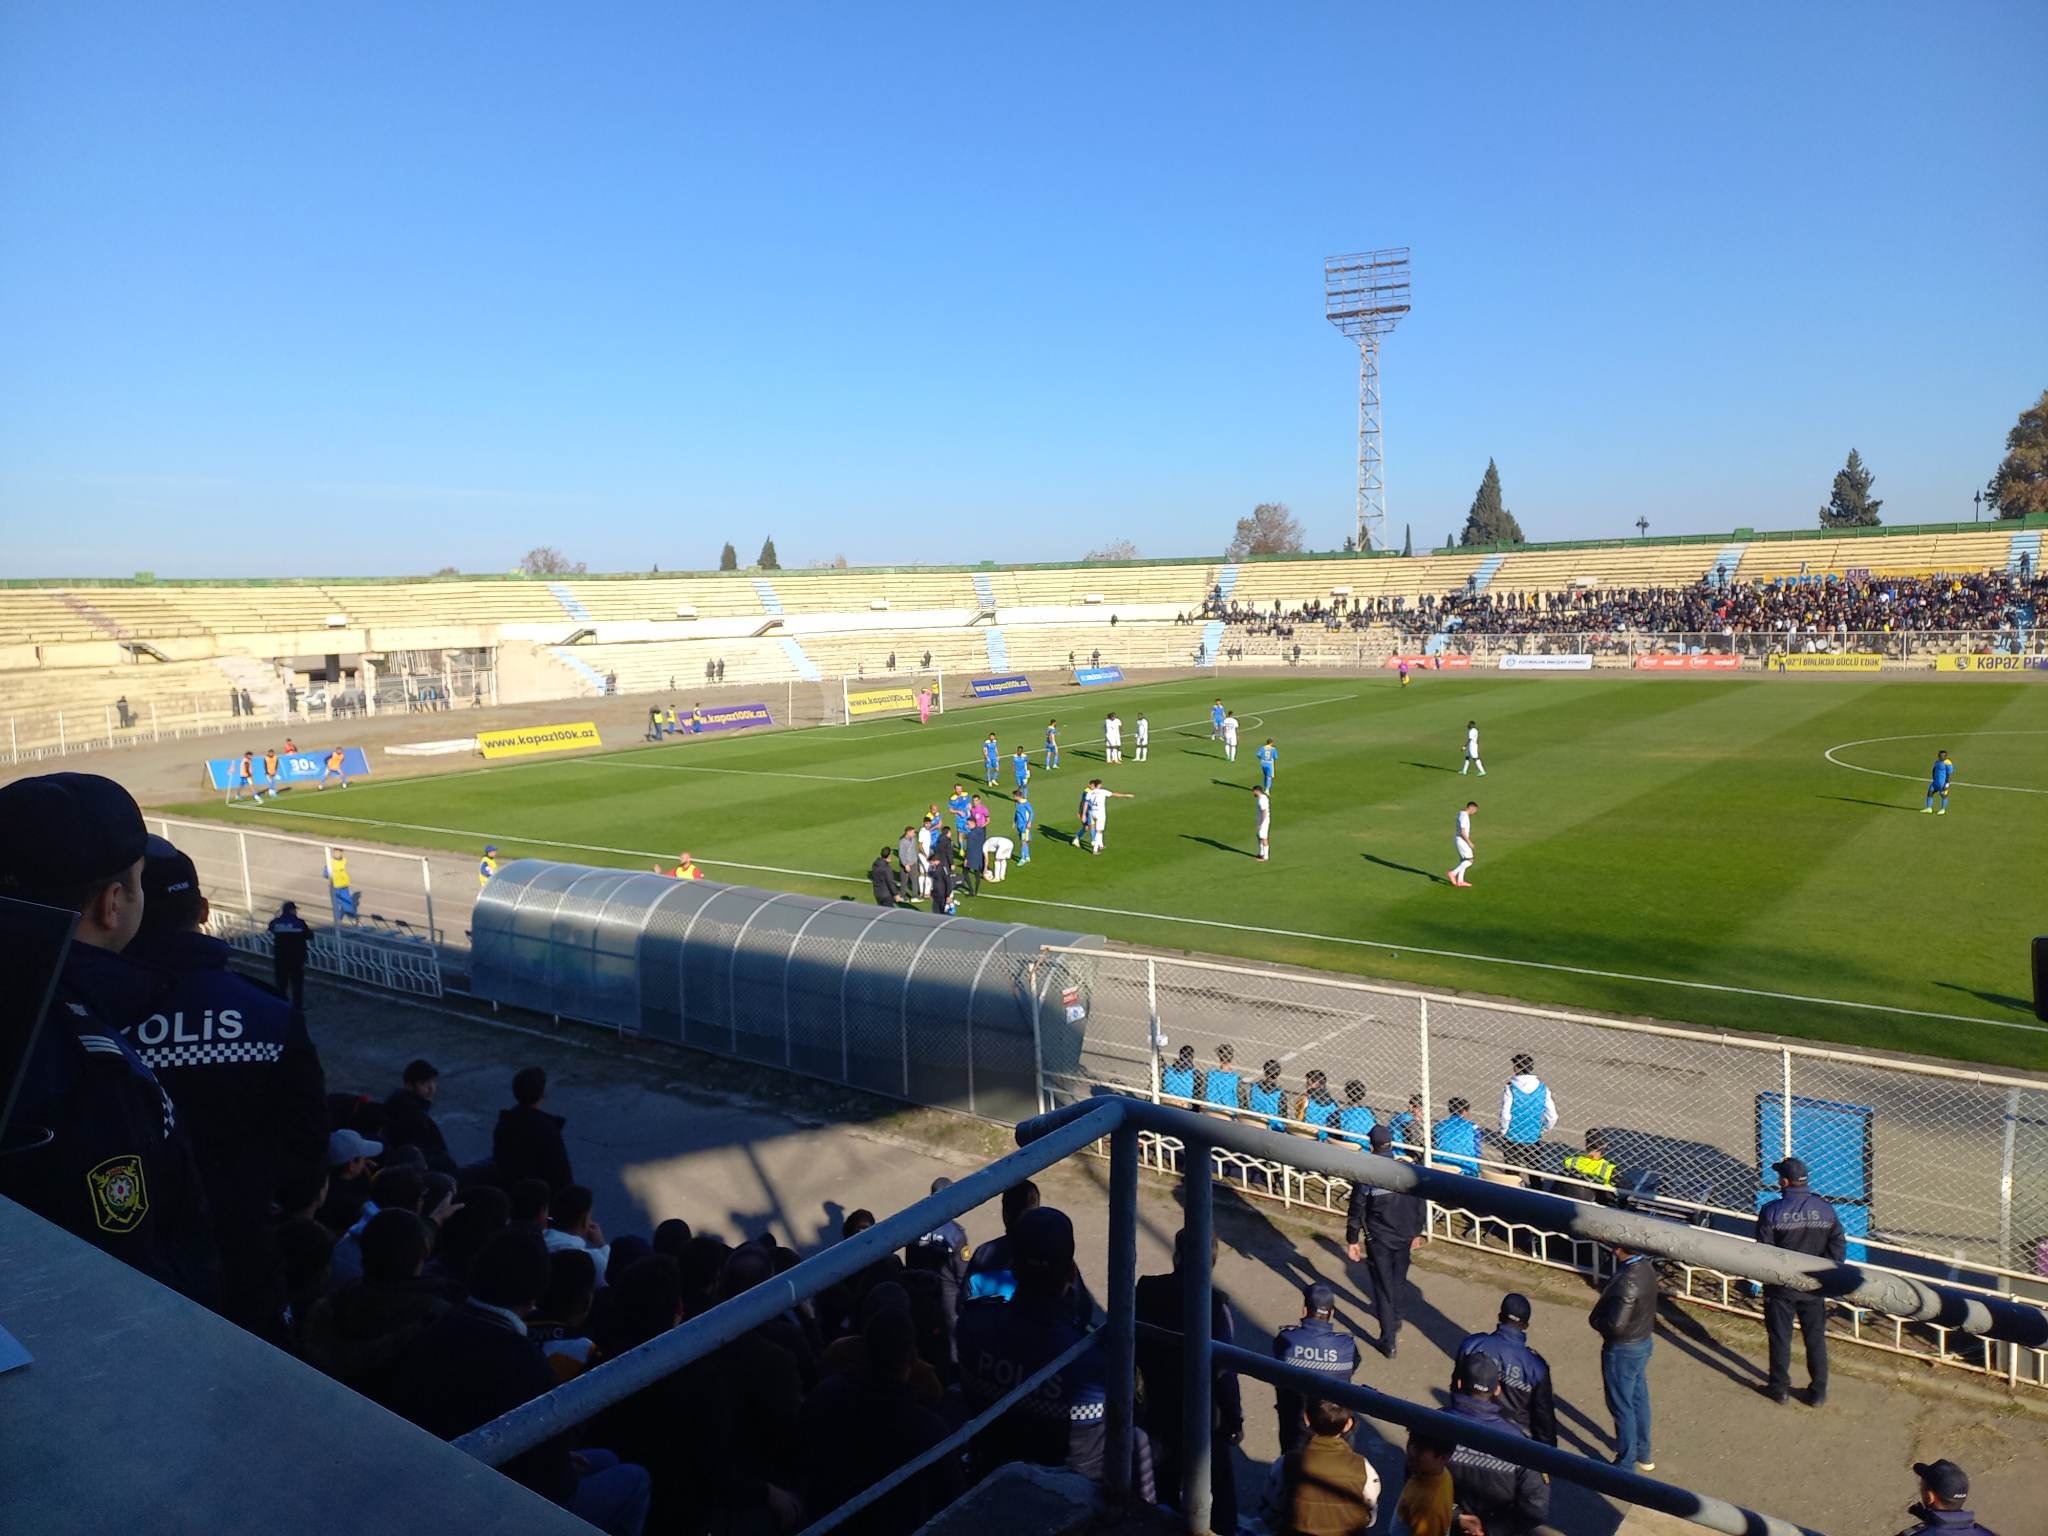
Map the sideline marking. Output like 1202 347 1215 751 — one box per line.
1823 730 2048 796
236 803 2042 1036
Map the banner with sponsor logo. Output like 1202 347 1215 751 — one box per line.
1933 655 2048 673
687 701 775 732
969 674 1034 699
1381 654 1473 670
1073 666 1125 687
1772 653 1884 672
1633 654 1744 671
846 684 923 718
204 746 369 790
477 721 602 760
1499 654 1594 671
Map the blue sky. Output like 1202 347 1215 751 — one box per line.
2 3 2042 577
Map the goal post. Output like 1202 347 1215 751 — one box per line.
839 670 945 725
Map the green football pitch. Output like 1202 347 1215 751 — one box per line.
172 674 2048 1069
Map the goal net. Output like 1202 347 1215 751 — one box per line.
838 672 945 725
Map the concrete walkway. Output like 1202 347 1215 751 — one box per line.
309 978 2047 1536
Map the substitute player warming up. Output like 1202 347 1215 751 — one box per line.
1449 802 1477 887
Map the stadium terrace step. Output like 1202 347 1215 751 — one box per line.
1200 618 1224 664
1213 561 1240 600
546 582 593 623
2010 529 2041 575
972 571 998 608
56 591 129 639
776 633 821 681
1468 553 1507 595
751 576 785 615
1710 543 1748 584
548 646 608 694
984 625 1010 671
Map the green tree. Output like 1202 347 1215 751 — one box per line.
1226 502 1305 560
758 536 780 570
1986 388 2048 520
1819 448 1884 528
1401 524 1413 557
1458 460 1525 546
718 542 738 571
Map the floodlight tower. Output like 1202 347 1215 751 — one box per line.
1324 248 1411 552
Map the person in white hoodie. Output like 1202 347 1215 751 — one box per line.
542 1183 614 1285
1499 1052 1559 1178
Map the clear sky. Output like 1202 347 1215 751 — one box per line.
2 3 2042 577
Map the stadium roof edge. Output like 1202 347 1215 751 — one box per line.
6 512 2041 588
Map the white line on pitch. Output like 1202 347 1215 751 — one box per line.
233 801 2042 1035
1822 729 2048 796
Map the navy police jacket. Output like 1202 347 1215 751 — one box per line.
0 939 219 1305
123 929 328 1232
1455 1323 1557 1445
1272 1315 1360 1445
957 1289 1110 1477
1755 1187 1847 1281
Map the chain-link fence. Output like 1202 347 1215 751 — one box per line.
1040 947 2048 1283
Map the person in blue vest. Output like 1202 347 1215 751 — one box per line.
1499 1052 1558 1177
1271 1281 1360 1455
1160 1044 1198 1107
1334 1079 1377 1148
1454 1292 1558 1445
1202 1043 1244 1115
1294 1069 1342 1141
1432 1095 1483 1177
1246 1059 1288 1131
1387 1092 1426 1154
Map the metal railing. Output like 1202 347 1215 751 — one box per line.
453 1093 2048 1535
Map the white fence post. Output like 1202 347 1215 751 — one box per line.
57 710 65 755
1147 957 1162 1105
238 831 254 913
1999 1086 2020 1274
1418 995 1434 1163
421 857 438 956
149 700 158 741
105 704 114 745
1780 1048 1795 1162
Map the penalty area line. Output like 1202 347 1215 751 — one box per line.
235 801 2041 1036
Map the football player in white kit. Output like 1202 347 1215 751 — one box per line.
1134 712 1150 761
1449 801 1477 886
1252 784 1271 861
1222 709 1240 762
1461 719 1485 775
1084 778 1134 854
1103 712 1122 764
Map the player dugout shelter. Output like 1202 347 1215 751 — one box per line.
471 861 1102 1123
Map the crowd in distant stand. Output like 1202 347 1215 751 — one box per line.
0 772 2005 1536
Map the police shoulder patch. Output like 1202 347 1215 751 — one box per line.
87 1154 150 1233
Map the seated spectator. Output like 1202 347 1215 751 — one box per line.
818 1281 945 1406
652 1217 693 1260
963 1181 1038 1302
329 1167 426 1293
392 1229 651 1536
545 1184 614 1283
382 1059 457 1176
1390 1430 1456 1536
508 1178 552 1233
1260 1398 1379 1536
1445 1354 1546 1536
677 1234 732 1319
530 1247 600 1381
319 1128 382 1233
904 1176 969 1335
800 1304 964 1535
273 1217 335 1352
425 1185 511 1290
303 1208 456 1404
494 1066 574 1192
277 1168 329 1225
957 1207 1154 1498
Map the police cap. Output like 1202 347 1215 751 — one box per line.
142 836 202 904
1456 1350 1502 1394
0 772 148 895
1771 1157 1810 1184
1913 1460 1968 1501
1302 1281 1336 1316
1010 1206 1075 1270
1498 1292 1532 1324
1367 1124 1394 1149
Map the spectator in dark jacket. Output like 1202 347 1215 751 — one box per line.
1444 1353 1547 1536
392 1229 650 1535
1344 1125 1426 1358
493 1066 573 1192
1134 1227 1243 1533
868 849 902 906
1589 1241 1659 1472
1755 1156 1845 1407
801 1304 963 1534
424 1185 510 1290
382 1059 457 1175
1454 1292 1556 1445
302 1208 455 1404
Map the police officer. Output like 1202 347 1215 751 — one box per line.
1272 1281 1360 1454
267 900 311 1007
1454 1292 1557 1445
1756 1155 1845 1407
1344 1124 1426 1358
125 836 329 1336
1445 1353 1549 1533
0 773 219 1306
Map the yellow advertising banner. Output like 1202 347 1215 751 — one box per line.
1933 654 2048 673
1771 653 1884 672
845 685 921 718
477 721 602 759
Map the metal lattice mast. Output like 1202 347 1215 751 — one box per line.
1324 249 1410 552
